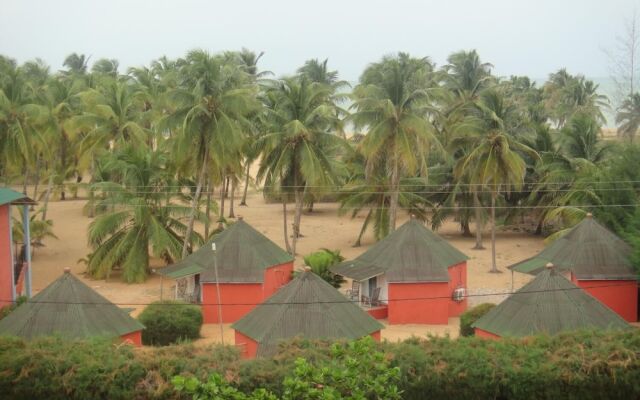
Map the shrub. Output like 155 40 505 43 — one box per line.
300 249 345 288
138 300 202 346
459 303 496 337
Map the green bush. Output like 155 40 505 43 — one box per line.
138 300 203 346
2 330 640 399
301 249 345 288
459 303 496 337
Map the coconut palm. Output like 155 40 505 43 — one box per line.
258 77 345 255
561 113 611 163
351 53 439 232
162 50 256 257
454 89 538 272
616 92 640 140
86 145 204 283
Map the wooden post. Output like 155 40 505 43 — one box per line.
22 205 32 298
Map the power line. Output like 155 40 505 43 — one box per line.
2 282 636 307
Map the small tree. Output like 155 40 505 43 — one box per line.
138 300 202 346
300 249 345 288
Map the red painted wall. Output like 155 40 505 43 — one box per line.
201 263 293 324
120 330 143 346
474 328 500 339
447 262 467 317
370 330 381 341
366 306 388 320
571 275 638 322
0 205 13 310
262 262 294 298
202 283 263 323
235 330 259 359
388 282 449 324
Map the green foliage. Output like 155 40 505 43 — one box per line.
300 249 345 288
459 303 496 337
2 331 640 399
173 337 401 400
0 296 27 321
138 300 203 346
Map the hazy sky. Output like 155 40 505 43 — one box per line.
1 0 639 82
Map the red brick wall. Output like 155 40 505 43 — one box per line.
572 275 638 322
474 328 500 339
234 330 259 359
202 283 262 323
120 330 142 346
447 262 467 317
388 282 449 324
0 205 13 309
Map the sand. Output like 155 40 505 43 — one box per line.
28 185 545 342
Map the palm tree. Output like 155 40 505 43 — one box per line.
561 113 611 163
454 89 538 273
258 77 345 255
91 58 119 77
162 50 256 258
0 60 46 188
86 145 204 283
351 53 438 232
440 50 493 248
616 92 640 140
62 53 90 76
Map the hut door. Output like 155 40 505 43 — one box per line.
368 277 377 295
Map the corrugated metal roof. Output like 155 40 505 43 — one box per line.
232 271 383 357
159 219 293 283
331 219 468 282
473 266 631 337
0 271 144 339
509 216 636 280
0 188 35 206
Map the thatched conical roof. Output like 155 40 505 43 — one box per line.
0 270 144 340
473 265 631 337
509 215 636 279
232 271 383 357
331 218 468 282
160 219 293 282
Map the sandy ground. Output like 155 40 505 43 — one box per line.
28 184 544 342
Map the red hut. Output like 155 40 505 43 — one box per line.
0 268 144 345
473 263 630 339
0 188 35 309
509 214 638 322
232 269 384 358
160 218 294 324
332 218 469 324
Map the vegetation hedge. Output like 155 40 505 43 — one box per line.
1 330 640 399
138 300 203 346
459 302 496 336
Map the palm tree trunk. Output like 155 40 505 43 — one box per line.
354 209 373 247
32 155 41 209
473 191 485 250
461 220 472 237
489 191 500 273
41 174 54 221
219 176 226 227
228 178 236 218
224 177 230 198
282 197 292 254
388 155 400 232
204 175 212 240
23 168 29 195
292 188 303 255
182 149 209 259
240 162 250 206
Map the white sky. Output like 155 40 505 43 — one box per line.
1 0 639 81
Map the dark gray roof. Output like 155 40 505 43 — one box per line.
509 216 636 280
473 267 631 337
160 219 293 283
0 271 144 340
331 219 468 282
232 271 383 357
